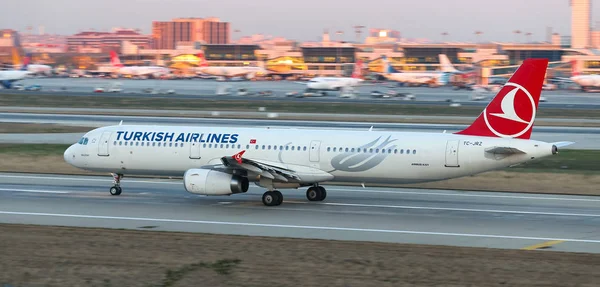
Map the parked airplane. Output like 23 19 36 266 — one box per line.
382 54 453 87
554 60 600 92
193 51 268 80
110 51 171 78
12 50 52 76
0 61 30 89
63 58 571 207
296 60 366 93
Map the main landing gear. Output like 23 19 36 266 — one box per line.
306 186 327 202
109 173 123 196
260 185 328 207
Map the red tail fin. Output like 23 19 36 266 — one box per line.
110 51 124 67
571 59 580 76
351 60 363 78
455 58 548 140
196 51 209 67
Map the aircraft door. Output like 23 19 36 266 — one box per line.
98 131 112 156
309 140 321 162
445 140 460 167
189 141 201 159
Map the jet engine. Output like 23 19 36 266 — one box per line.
183 168 249 195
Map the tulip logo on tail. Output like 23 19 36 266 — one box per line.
455 58 548 140
484 83 536 138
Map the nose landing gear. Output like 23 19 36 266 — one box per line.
109 173 123 195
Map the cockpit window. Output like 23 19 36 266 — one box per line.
78 137 89 145
83 138 88 145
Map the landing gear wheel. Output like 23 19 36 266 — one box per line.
109 173 123 196
262 191 283 206
306 186 321 201
273 190 283 205
109 186 122 196
317 186 327 201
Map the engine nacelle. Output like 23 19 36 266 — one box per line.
183 168 249 195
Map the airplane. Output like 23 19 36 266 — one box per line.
554 60 600 92
0 60 31 89
193 51 269 80
13 50 52 76
295 59 366 93
109 51 171 79
63 58 573 207
382 54 453 87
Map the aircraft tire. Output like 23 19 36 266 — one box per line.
317 186 327 201
110 186 122 196
262 191 281 206
273 190 283 205
306 187 321 201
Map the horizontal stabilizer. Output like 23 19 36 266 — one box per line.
485 146 526 155
551 141 575 148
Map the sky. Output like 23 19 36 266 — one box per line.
0 0 594 42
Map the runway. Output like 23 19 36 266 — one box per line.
0 112 598 149
0 173 599 253
10 77 600 109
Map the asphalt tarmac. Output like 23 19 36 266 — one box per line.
9 77 600 109
0 112 597 149
0 173 598 253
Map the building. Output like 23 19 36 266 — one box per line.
67 28 152 53
570 0 591 49
152 17 230 49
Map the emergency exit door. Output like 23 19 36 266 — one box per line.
445 140 460 167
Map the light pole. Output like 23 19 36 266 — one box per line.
336 30 344 74
513 30 522 64
474 31 483 43
234 29 241 63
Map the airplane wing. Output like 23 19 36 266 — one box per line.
484 146 526 155
220 150 302 182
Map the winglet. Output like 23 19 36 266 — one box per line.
232 150 245 164
119 120 123 125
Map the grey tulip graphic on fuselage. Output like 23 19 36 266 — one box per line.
329 136 397 172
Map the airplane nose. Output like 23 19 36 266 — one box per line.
64 145 75 165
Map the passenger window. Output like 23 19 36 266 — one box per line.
327 147 331 152
153 142 156 146
203 144 207 148
226 144 229 149
246 145 250 149
394 149 397 154
345 148 349 152
291 146 295 151
376 149 379 153
255 145 259 149
119 141 122 146
413 150 417 154
303 146 307 151
169 143 172 147
285 146 289 150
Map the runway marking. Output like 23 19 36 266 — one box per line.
319 202 600 218
521 240 565 250
327 188 600 202
0 188 70 194
1 174 599 203
0 210 599 244
0 174 181 185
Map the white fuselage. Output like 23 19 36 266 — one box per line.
306 77 363 91
196 66 267 78
117 66 170 77
571 75 600 87
384 72 442 85
64 125 555 186
0 70 30 88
